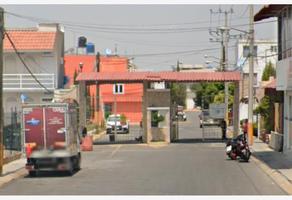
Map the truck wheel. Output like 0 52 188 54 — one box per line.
74 154 81 171
29 171 37 177
67 159 74 176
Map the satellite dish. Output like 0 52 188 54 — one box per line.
105 48 112 56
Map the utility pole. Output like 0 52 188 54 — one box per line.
210 8 232 126
223 11 230 126
248 5 254 146
0 7 4 175
176 60 180 72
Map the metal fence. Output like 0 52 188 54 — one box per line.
3 73 55 90
3 107 22 157
201 109 224 140
85 95 143 144
202 125 223 140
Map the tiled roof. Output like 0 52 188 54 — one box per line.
4 30 56 51
77 71 241 83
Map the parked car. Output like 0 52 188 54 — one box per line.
106 114 129 134
176 111 187 121
199 110 221 128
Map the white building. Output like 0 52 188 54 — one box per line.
235 39 277 99
3 23 64 114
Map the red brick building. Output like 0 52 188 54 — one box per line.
64 55 143 124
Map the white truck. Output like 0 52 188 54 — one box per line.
22 102 81 176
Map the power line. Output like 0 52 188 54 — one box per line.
4 30 53 94
65 27 212 48
237 5 249 19
124 47 231 57
4 10 276 35
5 10 250 29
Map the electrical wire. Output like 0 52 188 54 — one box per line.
5 10 250 29
4 30 53 94
65 27 211 48
4 10 275 35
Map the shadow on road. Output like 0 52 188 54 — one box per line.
253 151 292 170
93 140 140 145
24 169 81 178
174 138 226 144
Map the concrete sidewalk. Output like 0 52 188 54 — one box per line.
251 138 292 194
0 156 27 188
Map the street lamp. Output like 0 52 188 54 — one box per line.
79 62 84 72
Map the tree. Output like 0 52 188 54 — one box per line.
254 95 274 132
262 61 276 81
171 83 186 107
192 82 234 110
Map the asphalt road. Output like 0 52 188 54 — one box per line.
0 111 286 195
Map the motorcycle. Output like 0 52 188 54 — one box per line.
226 133 251 162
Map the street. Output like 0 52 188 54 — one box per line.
0 111 286 195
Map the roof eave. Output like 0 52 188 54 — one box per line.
254 5 286 21
4 49 54 53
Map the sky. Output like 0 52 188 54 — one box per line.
1 4 277 71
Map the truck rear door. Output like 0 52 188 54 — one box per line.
23 107 45 149
44 106 66 149
23 105 66 150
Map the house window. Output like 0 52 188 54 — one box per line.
243 45 258 57
113 84 124 94
41 97 53 102
271 46 277 53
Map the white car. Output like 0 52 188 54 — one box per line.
176 111 187 121
106 114 129 134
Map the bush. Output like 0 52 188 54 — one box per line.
120 114 127 124
105 111 111 120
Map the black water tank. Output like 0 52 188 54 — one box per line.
78 36 87 48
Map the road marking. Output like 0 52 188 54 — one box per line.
109 145 121 158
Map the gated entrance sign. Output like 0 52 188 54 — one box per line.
209 103 226 119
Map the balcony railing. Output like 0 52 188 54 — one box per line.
3 74 55 91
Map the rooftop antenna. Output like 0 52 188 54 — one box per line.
114 43 118 56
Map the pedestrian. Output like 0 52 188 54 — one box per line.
81 126 87 138
242 119 248 140
221 120 227 140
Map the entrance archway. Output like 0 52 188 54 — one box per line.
77 71 241 144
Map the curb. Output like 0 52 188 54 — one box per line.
0 168 27 188
4 153 22 165
92 130 106 141
147 142 169 148
251 155 292 195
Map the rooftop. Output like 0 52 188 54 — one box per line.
76 71 241 84
4 24 60 52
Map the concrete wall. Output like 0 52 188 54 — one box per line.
143 88 171 143
146 89 171 107
3 92 54 113
146 108 170 143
